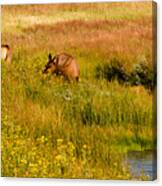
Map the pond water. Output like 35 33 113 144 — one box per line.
127 150 157 180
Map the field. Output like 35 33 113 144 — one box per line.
1 2 156 179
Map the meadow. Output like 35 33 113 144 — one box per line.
1 2 156 179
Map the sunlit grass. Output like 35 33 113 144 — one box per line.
1 2 156 179
2 55 154 179
2 2 153 33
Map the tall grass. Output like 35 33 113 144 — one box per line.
1 2 156 179
2 54 154 178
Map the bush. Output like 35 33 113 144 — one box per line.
95 58 129 83
95 57 156 91
130 61 156 91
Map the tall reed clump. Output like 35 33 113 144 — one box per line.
80 95 152 127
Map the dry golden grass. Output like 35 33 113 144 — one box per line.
2 2 154 71
2 18 153 70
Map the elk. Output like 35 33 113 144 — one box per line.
43 53 80 82
1 44 12 64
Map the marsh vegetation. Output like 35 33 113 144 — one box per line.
1 2 156 179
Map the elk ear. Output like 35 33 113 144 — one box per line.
48 53 52 60
53 56 57 64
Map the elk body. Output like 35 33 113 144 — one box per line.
43 53 80 82
1 44 12 63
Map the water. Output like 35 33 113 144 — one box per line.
127 150 157 180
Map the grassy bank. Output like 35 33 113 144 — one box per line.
1 2 156 179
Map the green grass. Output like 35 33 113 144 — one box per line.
1 54 154 179
1 2 156 179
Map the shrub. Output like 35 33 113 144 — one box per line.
130 61 156 91
95 57 156 91
95 58 129 83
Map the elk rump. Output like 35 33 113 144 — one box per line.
1 44 12 64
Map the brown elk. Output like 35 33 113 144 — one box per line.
1 44 12 64
43 53 80 82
